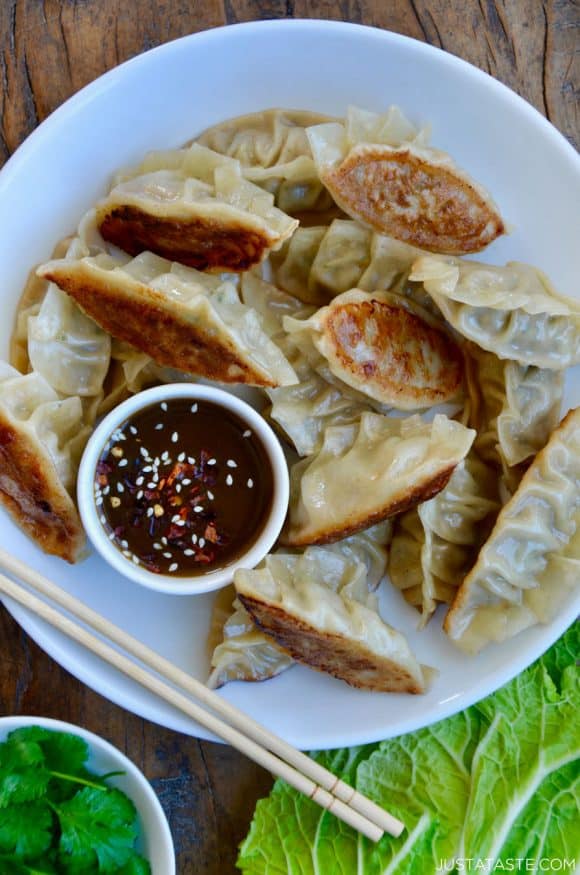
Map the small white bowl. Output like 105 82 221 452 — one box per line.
0 715 175 874
78 382 289 595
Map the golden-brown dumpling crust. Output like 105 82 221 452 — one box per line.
320 295 464 408
98 204 271 272
324 147 505 254
238 593 426 693
0 413 84 563
40 262 281 387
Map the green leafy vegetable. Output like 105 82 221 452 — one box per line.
0 728 151 875
238 622 580 874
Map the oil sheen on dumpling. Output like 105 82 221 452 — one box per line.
389 454 501 624
283 412 476 546
38 250 297 387
97 144 298 272
411 255 580 369
0 363 86 562
444 407 580 653
234 525 428 694
196 108 337 215
284 288 464 410
307 106 505 254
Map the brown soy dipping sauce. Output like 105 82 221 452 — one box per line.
94 398 274 577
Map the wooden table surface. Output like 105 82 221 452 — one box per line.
0 2 577 873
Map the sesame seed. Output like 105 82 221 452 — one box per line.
109 532 116 540
146 507 154 518
163 552 172 559
118 459 128 467
188 456 195 465
140 447 149 457
129 425 138 435
110 497 121 508
155 423 164 430
243 429 252 438
123 549 132 558
199 538 206 548
175 484 182 493
117 483 124 493
182 478 191 486
191 403 198 412
136 476 144 486
153 542 162 550
154 504 164 517
178 452 186 462
161 402 168 411
121 540 129 549
191 534 198 544
161 536 168 545
162 450 170 460
147 482 156 489
226 474 233 486
207 490 214 500
142 465 152 473
154 456 160 466
207 458 216 465
169 563 178 572
132 555 140 565
194 505 203 513
171 514 181 523
184 549 194 556
137 490 144 500
103 485 110 495
227 459 237 468
171 431 179 443
175 519 186 526
100 515 107 525
247 478 254 488
96 496 103 506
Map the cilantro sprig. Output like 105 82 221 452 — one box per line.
0 727 151 874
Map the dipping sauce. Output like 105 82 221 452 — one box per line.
93 399 274 576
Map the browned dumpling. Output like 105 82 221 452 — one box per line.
284 289 464 410
38 250 297 388
307 106 505 254
97 144 298 272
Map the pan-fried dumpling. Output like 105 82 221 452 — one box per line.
411 256 580 369
208 522 391 688
98 144 298 272
0 363 86 562
234 526 427 693
283 412 476 546
38 250 297 387
196 109 337 215
27 238 111 399
465 343 564 468
307 105 505 253
272 219 428 305
444 407 580 653
389 454 501 624
239 271 312 338
284 288 464 410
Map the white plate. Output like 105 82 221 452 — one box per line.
1 20 579 750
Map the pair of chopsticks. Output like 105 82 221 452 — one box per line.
0 548 404 843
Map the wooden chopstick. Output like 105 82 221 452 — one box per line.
0 549 405 841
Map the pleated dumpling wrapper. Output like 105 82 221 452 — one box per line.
208 522 391 688
283 412 476 546
444 406 580 654
284 288 464 410
272 219 426 305
411 255 580 369
389 454 501 625
0 363 86 562
38 249 297 387
234 528 431 694
196 108 337 215
97 144 298 272
307 106 505 254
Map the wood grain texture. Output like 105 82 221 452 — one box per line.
0 2 577 873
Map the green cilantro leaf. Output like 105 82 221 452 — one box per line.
8 729 89 776
113 855 152 875
56 786 139 873
0 801 53 859
0 854 58 875
0 738 50 807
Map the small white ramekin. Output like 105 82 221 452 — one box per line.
0 715 175 874
77 383 289 595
